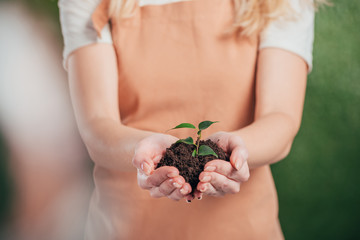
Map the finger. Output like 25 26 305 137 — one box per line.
158 176 185 196
150 178 187 199
200 171 240 195
146 166 179 188
137 169 152 190
229 146 241 170
204 160 249 182
193 190 203 200
237 160 250 182
229 146 250 181
133 133 179 166
167 183 192 201
149 187 164 198
229 146 248 171
197 181 224 197
132 152 160 175
184 193 195 203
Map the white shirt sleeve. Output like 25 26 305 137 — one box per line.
259 0 315 73
58 0 113 71
58 0 315 73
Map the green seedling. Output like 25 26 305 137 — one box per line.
167 120 219 158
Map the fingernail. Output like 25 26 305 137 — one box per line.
180 187 188 195
204 166 216 172
167 171 178 178
173 181 182 188
201 175 211 182
235 160 241 171
198 196 202 200
141 162 150 174
186 200 192 203
199 186 206 192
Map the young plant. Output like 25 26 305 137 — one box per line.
168 120 219 158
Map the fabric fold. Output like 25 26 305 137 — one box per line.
91 0 111 38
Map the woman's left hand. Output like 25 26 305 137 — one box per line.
196 131 250 197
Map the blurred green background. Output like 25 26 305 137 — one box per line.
0 0 359 239
271 1 360 239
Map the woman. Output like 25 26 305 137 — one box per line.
59 0 319 239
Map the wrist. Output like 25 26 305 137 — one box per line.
84 120 155 171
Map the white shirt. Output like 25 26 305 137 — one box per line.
58 0 315 73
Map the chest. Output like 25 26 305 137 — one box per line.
111 0 258 89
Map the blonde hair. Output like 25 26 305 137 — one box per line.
108 0 327 38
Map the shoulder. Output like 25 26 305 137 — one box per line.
259 0 315 73
58 0 113 71
58 0 102 11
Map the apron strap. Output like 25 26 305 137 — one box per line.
91 0 111 38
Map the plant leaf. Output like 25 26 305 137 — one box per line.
198 145 218 158
192 149 196 157
176 137 194 145
171 123 196 130
198 121 219 131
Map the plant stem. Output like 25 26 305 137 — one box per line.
195 131 201 156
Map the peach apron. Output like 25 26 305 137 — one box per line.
88 0 284 239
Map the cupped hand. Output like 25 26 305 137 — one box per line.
132 133 192 201
196 131 250 197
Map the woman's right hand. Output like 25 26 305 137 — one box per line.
132 133 193 201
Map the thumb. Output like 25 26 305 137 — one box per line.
132 148 157 175
133 148 165 175
229 146 248 171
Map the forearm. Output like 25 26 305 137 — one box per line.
67 44 157 171
81 118 154 171
232 48 308 169
231 112 299 169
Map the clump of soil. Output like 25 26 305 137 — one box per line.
156 139 230 193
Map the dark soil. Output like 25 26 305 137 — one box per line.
156 139 230 193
